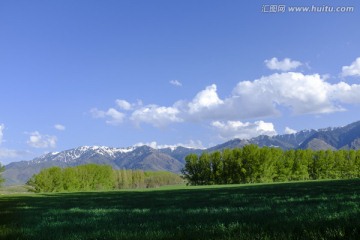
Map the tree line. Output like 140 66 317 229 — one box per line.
181 145 360 185
26 164 183 193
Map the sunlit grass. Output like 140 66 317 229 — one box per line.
1 179 360 239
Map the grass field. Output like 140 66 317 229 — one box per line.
1 179 360 240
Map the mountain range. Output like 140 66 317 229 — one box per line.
4 120 360 186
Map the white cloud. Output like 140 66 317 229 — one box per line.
27 131 57 148
134 141 159 149
91 108 125 125
106 108 125 125
342 57 360 77
54 124 66 131
0 124 4 145
188 84 223 114
0 149 33 165
131 105 182 128
116 99 132 110
331 82 360 104
284 127 297 134
91 59 360 129
212 120 277 140
179 140 205 149
0 149 27 159
231 72 342 116
265 57 302 71
90 108 106 118
170 80 182 87
133 140 205 150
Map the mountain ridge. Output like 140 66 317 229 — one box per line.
3 120 360 185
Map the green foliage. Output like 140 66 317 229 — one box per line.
0 163 5 187
2 179 360 240
27 164 183 193
182 145 360 186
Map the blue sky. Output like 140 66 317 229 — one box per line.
1 0 360 164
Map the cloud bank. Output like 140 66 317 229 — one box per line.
91 57 360 139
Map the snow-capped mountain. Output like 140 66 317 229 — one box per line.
3 145 201 185
209 120 360 152
4 120 360 185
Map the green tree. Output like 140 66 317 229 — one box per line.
132 170 145 188
63 167 80 191
182 154 201 185
210 151 223 184
257 147 277 183
355 150 360 178
29 167 63 192
274 150 292 182
334 150 346 179
242 145 260 183
0 163 5 187
198 152 211 185
291 150 310 181
222 148 241 184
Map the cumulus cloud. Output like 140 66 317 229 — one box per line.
27 131 57 148
212 120 277 140
116 99 132 110
90 59 360 129
285 127 297 134
131 105 182 128
265 57 302 71
182 72 355 121
231 72 342 115
0 124 4 144
91 108 125 125
342 57 360 77
54 124 66 131
188 84 224 114
170 80 182 87
331 82 360 104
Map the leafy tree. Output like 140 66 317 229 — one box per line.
132 170 145 188
63 167 80 191
242 145 260 183
355 150 360 178
182 154 201 185
0 163 5 187
182 146 360 186
210 151 223 184
27 164 183 192
291 150 310 181
257 147 277 183
198 152 211 185
223 149 241 183
28 167 63 192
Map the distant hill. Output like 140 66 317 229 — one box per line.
4 120 360 185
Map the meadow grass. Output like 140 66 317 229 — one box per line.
1 179 360 239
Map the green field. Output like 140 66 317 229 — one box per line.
1 180 360 240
